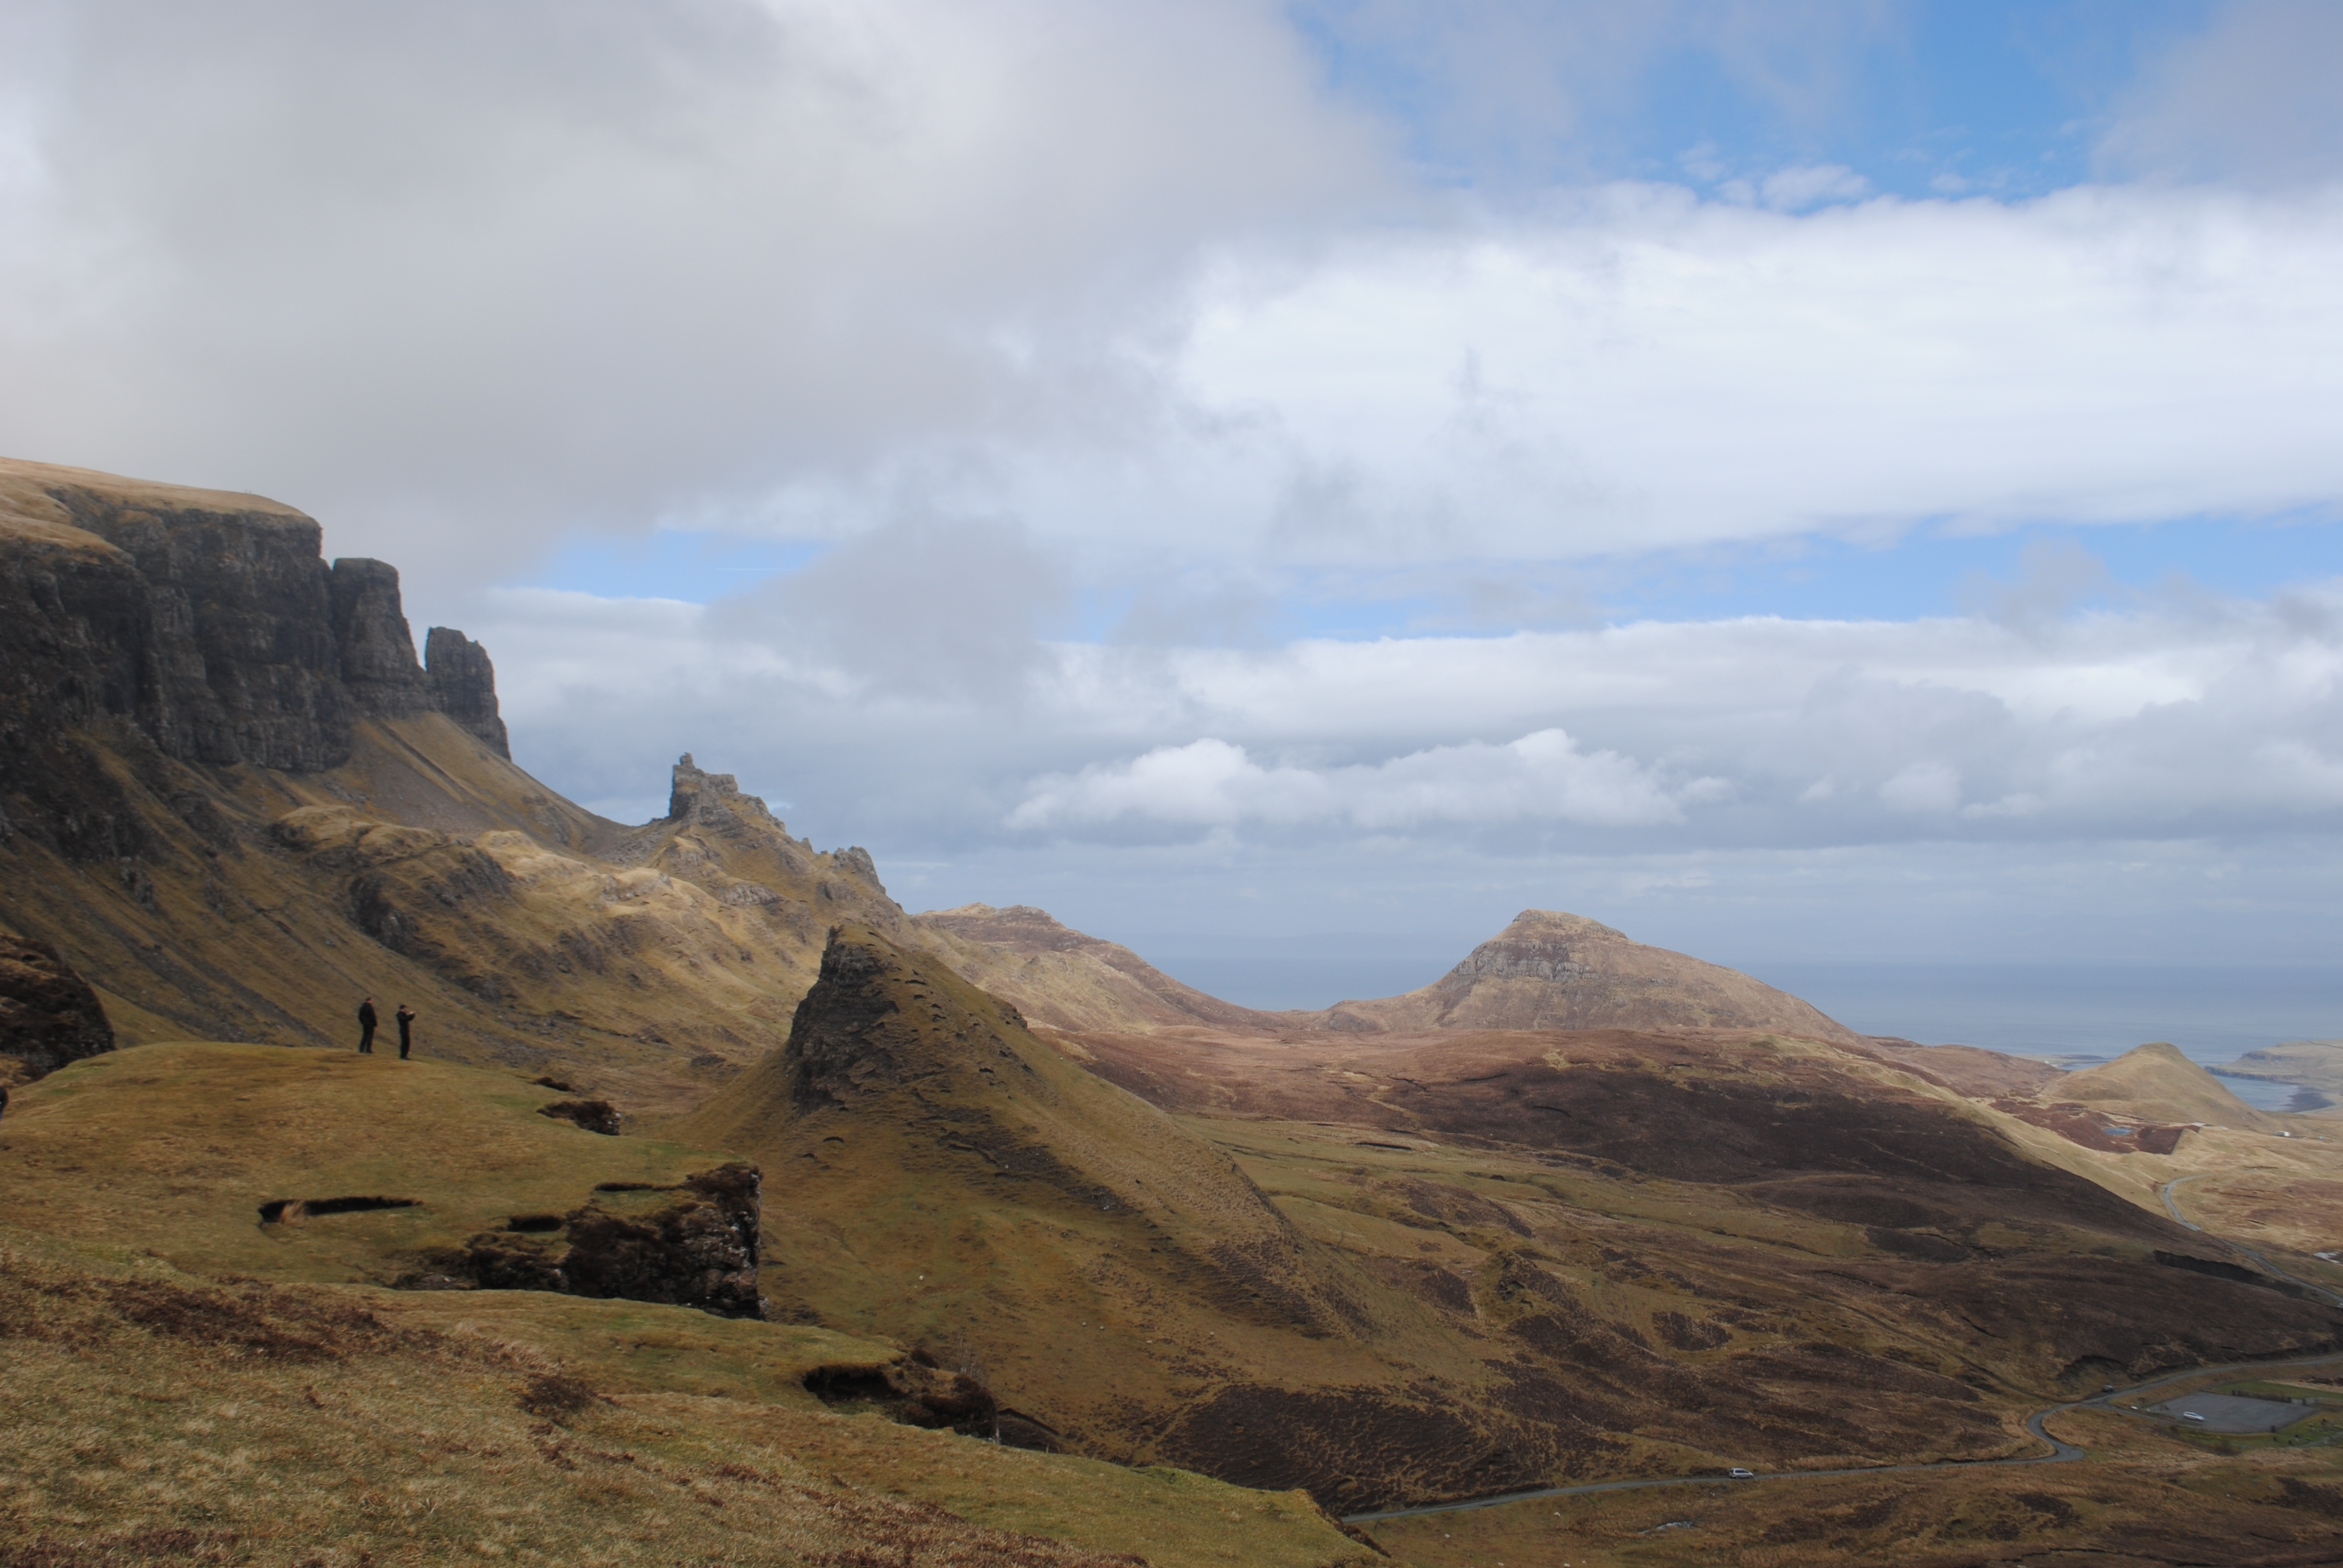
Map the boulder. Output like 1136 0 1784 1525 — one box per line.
0 934 115 1088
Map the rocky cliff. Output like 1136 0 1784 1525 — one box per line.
424 626 510 757
0 457 510 855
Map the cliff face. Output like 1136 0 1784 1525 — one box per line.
0 458 511 854
424 627 510 757
329 557 433 720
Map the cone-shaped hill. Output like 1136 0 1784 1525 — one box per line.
677 922 1343 1321
1303 909 1863 1044
672 924 1424 1463
2054 1042 2283 1133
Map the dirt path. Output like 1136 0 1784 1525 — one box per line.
1341 1350 2343 1524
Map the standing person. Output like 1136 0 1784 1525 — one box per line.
357 996 378 1054
395 1003 416 1060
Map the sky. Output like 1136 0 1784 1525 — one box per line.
6 1 2343 1008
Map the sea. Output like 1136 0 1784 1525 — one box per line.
1141 948 2343 1114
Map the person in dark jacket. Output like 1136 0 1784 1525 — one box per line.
395 1003 417 1060
357 996 378 1054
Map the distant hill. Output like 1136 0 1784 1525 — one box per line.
912 903 1280 1033
672 923 1549 1503
2054 1042 2282 1132
915 906 1866 1048
1300 909 1865 1045
2215 1039 2343 1099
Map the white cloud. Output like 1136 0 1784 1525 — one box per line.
14 0 2343 969
1006 729 1708 832
471 573 2343 864
1718 162 1872 209
1156 183 2343 567
3 5 2341 599
0 0 1384 587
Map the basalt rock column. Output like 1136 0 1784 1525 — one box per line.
425 627 510 757
328 558 433 718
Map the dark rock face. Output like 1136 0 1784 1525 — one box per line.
328 558 431 718
537 1098 622 1135
804 1357 1002 1437
666 752 759 825
46 486 354 771
424 627 510 757
0 463 512 858
437 1164 764 1318
562 1163 763 1318
0 934 115 1085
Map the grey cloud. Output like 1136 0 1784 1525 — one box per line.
710 511 1069 704
474 572 2343 866
2099 0 2343 186
1286 0 1896 183
0 0 1387 591
1959 540 2116 636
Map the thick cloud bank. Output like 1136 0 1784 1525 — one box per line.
1008 731 1719 832
482 575 2343 850
3 2 2341 593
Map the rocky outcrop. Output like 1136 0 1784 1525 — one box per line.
562 1163 762 1317
0 458 511 858
804 1356 1003 1437
424 627 510 757
666 753 752 825
446 1163 764 1318
0 934 114 1087
328 558 432 718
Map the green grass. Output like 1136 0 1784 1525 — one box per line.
0 1037 1386 1567
0 1042 734 1285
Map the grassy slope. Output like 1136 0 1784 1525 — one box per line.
0 1230 1372 1568
0 711 910 1114
664 930 2343 1514
0 1045 1375 1567
669 929 1485 1492
0 1042 736 1284
1368 1402 2343 1568
2219 1038 2343 1096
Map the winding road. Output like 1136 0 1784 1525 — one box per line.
2160 1174 2343 1308
1342 1348 2343 1526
